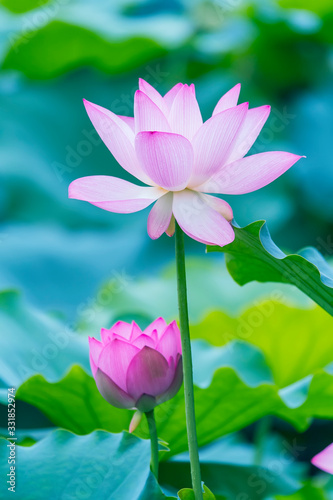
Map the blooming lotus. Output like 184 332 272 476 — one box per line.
312 444 333 474
89 318 182 412
69 80 303 246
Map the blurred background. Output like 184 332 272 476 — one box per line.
1 0 333 497
1 0 333 318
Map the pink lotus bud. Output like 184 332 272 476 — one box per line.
89 318 183 412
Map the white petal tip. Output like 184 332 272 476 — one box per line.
294 154 306 162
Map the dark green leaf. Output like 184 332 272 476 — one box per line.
208 220 333 316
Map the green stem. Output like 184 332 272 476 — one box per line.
175 222 203 500
145 409 159 480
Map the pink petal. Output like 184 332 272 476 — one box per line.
189 84 196 94
147 192 173 240
101 321 135 344
112 322 142 343
173 190 235 247
212 83 241 115
312 444 333 474
118 115 135 133
69 176 164 213
189 102 249 187
130 322 143 342
108 333 131 343
98 339 139 392
88 337 103 377
150 330 158 343
168 84 203 140
156 356 183 405
199 193 233 221
83 99 150 184
138 78 169 116
144 318 167 340
225 105 271 164
156 321 182 362
135 131 193 191
95 369 135 409
100 328 114 345
126 346 172 400
134 90 171 134
132 334 155 349
163 83 183 111
198 152 303 195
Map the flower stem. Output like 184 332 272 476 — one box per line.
175 222 203 500
145 409 159 480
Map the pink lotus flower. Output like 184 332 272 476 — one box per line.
69 80 303 246
312 444 333 474
89 318 183 412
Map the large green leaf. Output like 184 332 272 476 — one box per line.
278 0 333 15
14 340 272 442
191 302 333 388
0 430 173 499
0 2 191 78
163 434 303 500
15 365 130 436
3 21 166 78
0 0 49 14
0 290 89 403
208 221 333 316
15 336 333 457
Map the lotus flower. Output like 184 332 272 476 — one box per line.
69 80 303 246
89 318 183 412
312 444 333 474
